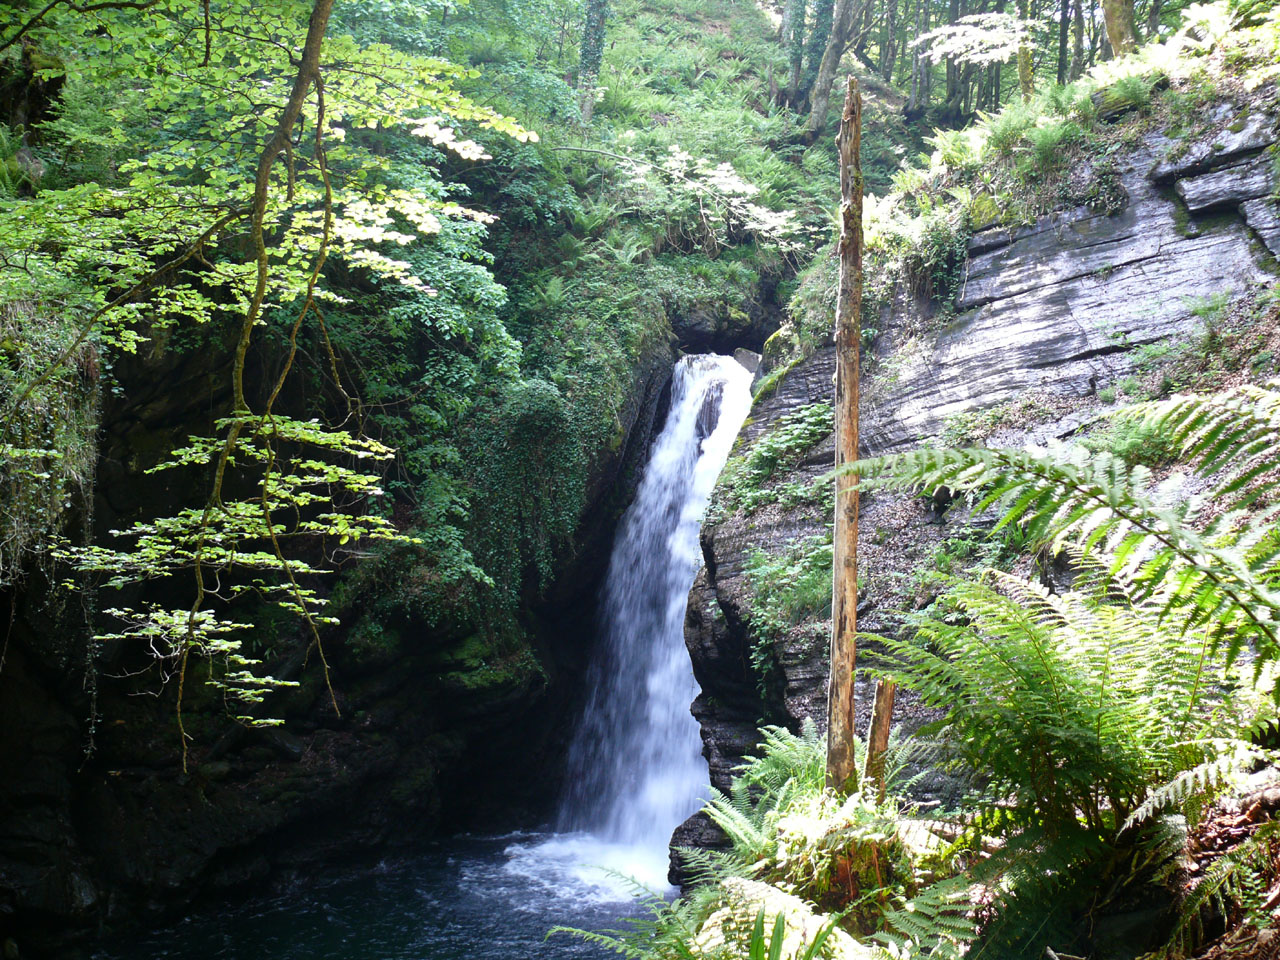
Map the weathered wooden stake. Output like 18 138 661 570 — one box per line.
863 678 897 800
826 76 863 794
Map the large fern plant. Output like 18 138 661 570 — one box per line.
856 381 1280 666
849 381 1280 951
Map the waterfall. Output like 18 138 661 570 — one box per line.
537 353 754 888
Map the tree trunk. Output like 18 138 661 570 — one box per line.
942 0 961 119
1102 0 1136 55
1016 0 1035 101
799 0 837 104
863 679 896 801
857 0 874 54
1069 0 1084 79
786 0 807 102
826 76 862 795
880 0 898 81
1144 0 1163 37
920 0 932 105
1057 0 1069 83
907 0 923 114
578 0 609 122
803 0 863 137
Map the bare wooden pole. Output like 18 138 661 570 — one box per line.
863 678 896 800
826 76 863 794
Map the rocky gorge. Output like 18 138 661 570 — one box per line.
674 92 1280 868
3 0 1280 949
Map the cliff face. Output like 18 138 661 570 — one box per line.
0 328 677 955
677 99 1280 861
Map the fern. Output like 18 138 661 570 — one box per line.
841 381 1280 955
1126 381 1280 510
869 568 1254 851
548 873 723 960
876 877 977 960
1152 820 1280 958
672 845 756 887
704 721 934 869
852 385 1280 668
1124 741 1275 830
703 721 828 863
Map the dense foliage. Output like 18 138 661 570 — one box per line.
0 0 831 731
3 0 1280 950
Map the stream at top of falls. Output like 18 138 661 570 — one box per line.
97 354 755 960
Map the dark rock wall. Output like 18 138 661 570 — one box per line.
0 324 676 956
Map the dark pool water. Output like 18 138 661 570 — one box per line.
94 831 663 960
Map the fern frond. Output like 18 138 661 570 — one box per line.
1124 741 1276 830
1155 819 1280 959
852 440 1280 665
876 876 977 959
546 926 652 958
1124 381 1280 510
672 845 756 886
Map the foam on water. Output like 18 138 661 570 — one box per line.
501 832 674 903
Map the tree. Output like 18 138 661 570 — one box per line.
803 0 867 137
0 0 535 751
798 0 837 104
1070 0 1086 79
1102 0 1138 54
1016 0 1036 100
1057 0 1070 83
784 0 808 102
578 0 609 122
827 76 862 793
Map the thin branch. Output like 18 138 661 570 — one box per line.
0 0 161 53
0 206 246 444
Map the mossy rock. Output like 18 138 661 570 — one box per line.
1093 72 1170 122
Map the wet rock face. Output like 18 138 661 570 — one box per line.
669 291 784 355
674 105 1279 869
0 334 676 955
866 121 1277 455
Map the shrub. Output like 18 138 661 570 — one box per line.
713 403 833 517
983 102 1036 157
1021 119 1084 176
853 383 1280 952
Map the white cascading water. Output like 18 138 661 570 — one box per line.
504 354 753 898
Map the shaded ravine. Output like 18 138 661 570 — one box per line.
95 354 754 960
546 353 755 886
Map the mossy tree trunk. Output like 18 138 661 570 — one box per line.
803 0 867 139
827 76 862 795
785 0 807 102
798 0 835 105
1016 0 1035 101
578 0 608 122
1102 0 1137 56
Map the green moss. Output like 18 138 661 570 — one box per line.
438 644 547 693
709 402 833 519
751 354 801 402
743 534 834 689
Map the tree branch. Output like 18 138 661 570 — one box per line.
0 0 160 54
